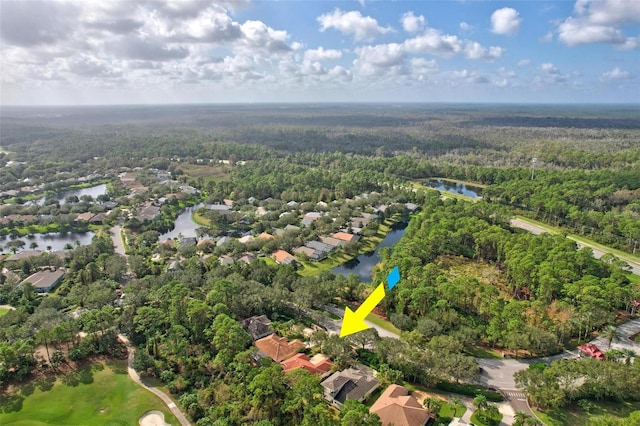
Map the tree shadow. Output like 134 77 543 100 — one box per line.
105 359 127 375
0 393 24 413
61 370 80 387
35 375 56 392
20 381 35 397
79 366 94 385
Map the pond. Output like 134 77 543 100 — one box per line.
159 203 204 240
426 179 483 199
331 221 408 283
1 231 95 252
34 183 108 206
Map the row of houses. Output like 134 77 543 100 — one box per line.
240 315 434 426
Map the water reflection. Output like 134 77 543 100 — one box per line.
331 221 408 283
426 179 482 198
1 231 95 252
159 203 204 240
35 184 108 206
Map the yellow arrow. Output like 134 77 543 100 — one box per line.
339 283 386 337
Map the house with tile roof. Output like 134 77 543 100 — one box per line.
254 334 305 362
272 250 296 265
369 384 435 426
331 232 360 243
281 353 333 377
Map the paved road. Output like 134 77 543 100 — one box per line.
324 304 400 339
510 218 640 276
110 225 127 257
119 335 191 426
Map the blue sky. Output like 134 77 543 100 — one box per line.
1 0 638 104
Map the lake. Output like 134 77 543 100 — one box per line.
35 183 108 206
159 203 204 240
426 179 482 199
331 221 408 283
1 231 95 252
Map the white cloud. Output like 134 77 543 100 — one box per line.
517 59 531 66
491 8 522 36
317 9 392 41
404 28 463 57
401 11 426 33
463 42 504 60
355 43 405 68
601 67 631 81
557 0 640 48
535 62 570 85
459 22 473 33
304 47 342 62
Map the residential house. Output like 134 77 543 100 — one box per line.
272 250 296 265
238 235 255 244
332 232 360 243
321 366 379 408
88 212 108 225
219 255 234 266
178 238 197 250
257 232 274 240
369 384 435 426
137 203 160 222
241 315 274 341
21 269 65 293
284 224 300 232
75 212 95 222
254 334 305 362
320 236 344 248
294 246 322 261
405 202 420 212
206 204 232 214
239 253 257 264
216 236 232 247
281 353 333 377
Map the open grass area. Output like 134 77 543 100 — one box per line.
192 210 211 227
0 359 179 425
0 308 11 317
410 181 482 203
534 400 640 426
438 401 467 419
628 273 640 284
364 312 401 335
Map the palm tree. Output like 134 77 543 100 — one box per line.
514 411 529 425
602 324 620 349
621 348 636 365
473 394 488 412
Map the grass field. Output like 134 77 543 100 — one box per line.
534 400 640 426
0 308 11 317
0 359 179 425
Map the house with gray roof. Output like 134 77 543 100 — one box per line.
321 366 379 408
21 269 65 293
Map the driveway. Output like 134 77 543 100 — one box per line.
324 304 400 339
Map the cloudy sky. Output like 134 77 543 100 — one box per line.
1 0 639 105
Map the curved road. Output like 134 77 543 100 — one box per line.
510 218 640 276
118 335 191 426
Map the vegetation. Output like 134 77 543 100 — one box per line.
0 360 178 425
1 104 639 424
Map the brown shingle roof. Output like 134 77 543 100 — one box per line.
272 250 295 265
254 334 305 362
369 384 433 426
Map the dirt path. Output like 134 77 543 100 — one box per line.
0 304 16 311
118 335 191 426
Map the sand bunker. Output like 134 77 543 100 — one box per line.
139 410 170 426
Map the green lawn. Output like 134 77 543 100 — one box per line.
438 401 467 419
364 312 401 335
0 307 12 317
534 400 640 426
470 409 503 426
0 359 179 425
